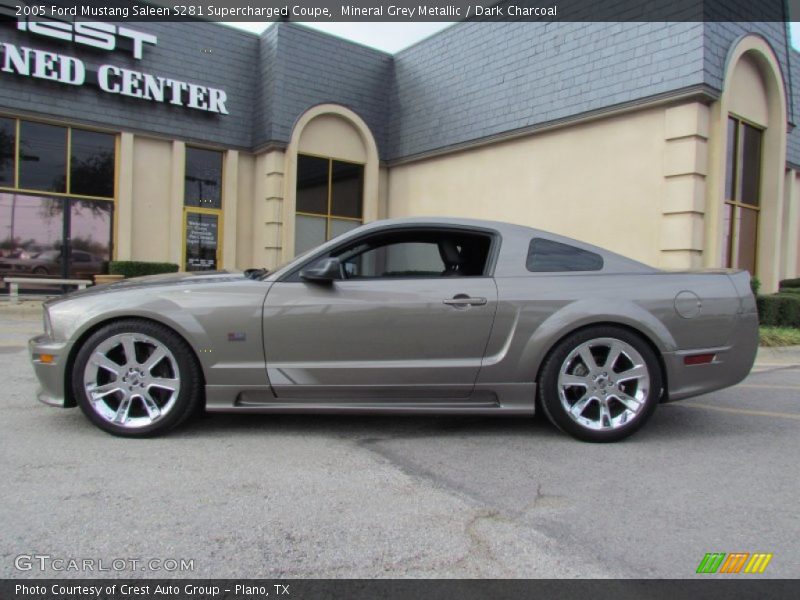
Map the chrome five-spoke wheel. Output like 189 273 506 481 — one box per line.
539 326 661 442
83 333 180 428
73 320 201 436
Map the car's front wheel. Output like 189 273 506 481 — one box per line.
538 326 662 442
72 320 202 437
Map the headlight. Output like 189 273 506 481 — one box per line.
43 307 53 338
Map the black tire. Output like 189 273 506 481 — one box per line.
538 325 662 442
32 266 48 275
72 319 202 437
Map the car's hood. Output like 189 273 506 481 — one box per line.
47 270 247 305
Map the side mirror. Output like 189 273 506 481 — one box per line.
300 257 343 283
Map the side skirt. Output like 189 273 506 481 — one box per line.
204 383 537 415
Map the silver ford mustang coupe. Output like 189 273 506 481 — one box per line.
29 217 758 442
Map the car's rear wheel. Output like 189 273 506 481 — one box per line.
72 320 202 437
538 326 661 442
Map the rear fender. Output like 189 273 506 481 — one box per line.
515 298 676 382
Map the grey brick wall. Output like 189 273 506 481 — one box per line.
260 24 393 154
386 21 705 160
2 17 798 167
0 21 258 149
253 24 279 150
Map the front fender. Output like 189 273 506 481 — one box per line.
49 281 270 391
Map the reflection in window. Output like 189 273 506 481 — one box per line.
71 130 115 198
295 154 363 255
724 117 762 274
0 118 14 187
185 147 222 209
18 121 67 193
69 200 112 277
0 193 112 283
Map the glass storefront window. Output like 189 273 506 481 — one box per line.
18 121 67 193
0 118 15 187
295 154 364 255
69 200 113 277
0 119 117 291
70 130 115 198
184 147 222 209
0 193 112 288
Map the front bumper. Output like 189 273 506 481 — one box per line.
29 334 71 408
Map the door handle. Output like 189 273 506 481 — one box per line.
443 295 488 307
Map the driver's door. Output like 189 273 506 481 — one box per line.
262 231 498 400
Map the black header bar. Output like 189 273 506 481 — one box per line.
1 579 799 600
0 0 797 23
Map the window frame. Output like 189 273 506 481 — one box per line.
0 116 117 201
281 224 502 283
182 145 225 272
723 115 763 273
295 152 365 255
0 115 118 278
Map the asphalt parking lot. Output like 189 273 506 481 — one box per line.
1 302 799 579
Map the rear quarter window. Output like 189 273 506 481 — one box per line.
526 238 604 272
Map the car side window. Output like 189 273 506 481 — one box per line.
293 229 493 281
343 241 445 278
527 238 603 272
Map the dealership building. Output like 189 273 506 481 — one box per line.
1 13 799 291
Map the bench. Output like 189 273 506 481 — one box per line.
3 277 92 303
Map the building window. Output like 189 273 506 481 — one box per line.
0 118 15 187
0 118 116 290
184 147 223 271
184 147 222 209
295 154 363 255
70 129 115 198
1 119 116 199
18 121 67 193
723 117 762 274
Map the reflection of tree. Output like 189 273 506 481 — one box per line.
37 197 64 220
70 151 114 198
73 198 112 218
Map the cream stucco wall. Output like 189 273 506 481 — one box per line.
119 133 247 271
387 106 673 268
783 169 800 279
130 136 172 262
235 152 255 269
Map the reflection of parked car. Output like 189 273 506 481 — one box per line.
0 250 105 278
